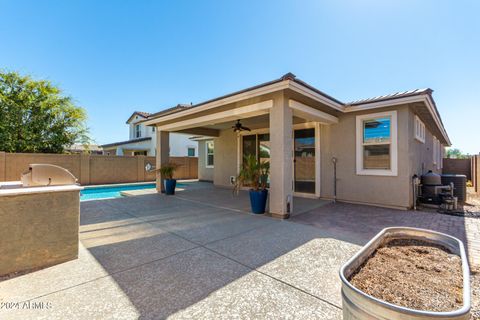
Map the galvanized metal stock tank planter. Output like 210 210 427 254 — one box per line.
339 227 471 320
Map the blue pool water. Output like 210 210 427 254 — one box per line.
80 183 182 201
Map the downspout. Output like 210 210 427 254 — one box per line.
332 157 337 203
412 174 419 210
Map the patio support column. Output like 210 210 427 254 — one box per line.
269 94 293 218
156 129 170 192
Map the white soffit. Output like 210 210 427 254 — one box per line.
157 100 274 131
288 99 338 124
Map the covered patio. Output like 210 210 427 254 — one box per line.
165 181 331 217
144 73 341 218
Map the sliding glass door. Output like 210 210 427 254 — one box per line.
242 134 270 162
241 128 316 195
294 128 315 194
241 134 270 186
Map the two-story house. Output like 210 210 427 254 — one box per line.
101 106 198 157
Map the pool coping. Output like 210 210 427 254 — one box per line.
80 179 197 189
80 180 196 202
81 181 156 189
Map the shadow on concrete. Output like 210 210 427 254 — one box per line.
77 183 346 318
76 182 475 318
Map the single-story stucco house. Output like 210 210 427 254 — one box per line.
102 108 198 157
143 73 450 218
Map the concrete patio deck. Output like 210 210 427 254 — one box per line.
1 182 478 319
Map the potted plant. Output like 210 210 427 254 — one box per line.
234 154 270 214
159 162 179 195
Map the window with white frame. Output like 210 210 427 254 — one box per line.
206 141 214 168
187 147 195 157
439 143 443 169
356 111 398 176
135 124 141 138
433 137 442 169
414 115 425 143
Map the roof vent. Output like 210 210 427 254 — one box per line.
281 72 296 81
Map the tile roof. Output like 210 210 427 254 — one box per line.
146 104 192 119
134 111 151 118
101 137 151 148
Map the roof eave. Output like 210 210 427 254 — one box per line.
101 137 152 148
345 93 451 146
126 111 149 124
143 78 345 126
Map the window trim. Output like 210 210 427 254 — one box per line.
433 137 442 169
135 124 141 138
187 147 195 157
440 143 443 170
414 115 425 143
356 110 398 176
241 133 271 163
205 140 214 168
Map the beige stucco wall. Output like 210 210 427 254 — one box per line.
169 95 444 210
408 109 441 176
319 105 411 209
213 129 238 187
407 108 443 205
207 104 415 209
190 132 236 187
0 189 80 276
197 140 214 182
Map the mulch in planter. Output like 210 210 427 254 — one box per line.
349 238 463 312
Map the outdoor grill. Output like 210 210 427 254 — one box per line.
21 164 78 187
1 163 81 277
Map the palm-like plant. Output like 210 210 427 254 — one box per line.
234 154 269 194
159 162 179 180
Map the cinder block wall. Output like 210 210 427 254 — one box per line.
473 155 480 194
0 152 198 185
442 158 471 180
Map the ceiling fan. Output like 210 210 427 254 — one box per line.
232 119 251 132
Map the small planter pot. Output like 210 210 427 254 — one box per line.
249 189 268 214
339 227 471 320
164 179 177 195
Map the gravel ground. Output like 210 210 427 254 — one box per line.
464 188 480 216
465 189 480 319
349 239 463 312
472 267 480 319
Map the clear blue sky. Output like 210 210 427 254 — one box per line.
1 0 479 153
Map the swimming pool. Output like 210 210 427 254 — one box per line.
80 183 165 201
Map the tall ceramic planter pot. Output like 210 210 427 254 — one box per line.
249 189 268 214
164 179 177 195
339 227 471 320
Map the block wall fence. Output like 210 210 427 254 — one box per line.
0 152 197 185
443 158 472 180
